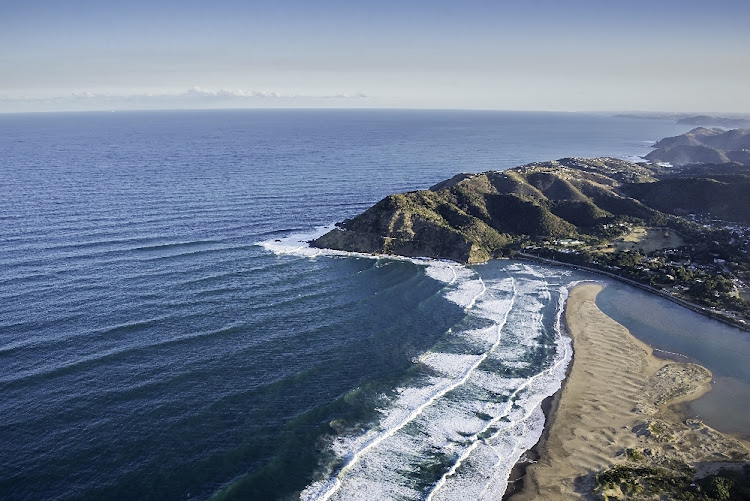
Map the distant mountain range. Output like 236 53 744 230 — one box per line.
645 127 750 166
676 115 750 128
614 113 750 128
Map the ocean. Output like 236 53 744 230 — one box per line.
0 110 709 500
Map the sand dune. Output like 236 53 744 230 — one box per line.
509 283 749 500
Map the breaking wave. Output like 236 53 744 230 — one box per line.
260 231 577 500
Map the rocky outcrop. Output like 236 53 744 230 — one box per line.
311 191 511 263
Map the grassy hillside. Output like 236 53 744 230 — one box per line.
623 176 750 224
310 156 750 327
311 158 669 263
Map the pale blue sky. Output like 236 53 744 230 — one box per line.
2 0 749 112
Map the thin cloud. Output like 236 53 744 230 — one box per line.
0 88 369 111
185 86 282 99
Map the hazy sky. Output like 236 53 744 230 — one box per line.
2 0 749 112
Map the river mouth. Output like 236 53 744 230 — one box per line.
596 281 750 437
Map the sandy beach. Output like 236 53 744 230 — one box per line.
509 283 749 500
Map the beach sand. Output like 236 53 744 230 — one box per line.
508 283 749 500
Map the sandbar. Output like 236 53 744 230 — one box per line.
508 283 749 500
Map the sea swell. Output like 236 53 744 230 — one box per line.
1 110 696 501
259 231 576 500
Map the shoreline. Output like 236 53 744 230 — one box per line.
505 283 749 500
516 252 750 333
502 287 575 500
501 391 558 500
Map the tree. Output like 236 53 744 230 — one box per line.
706 476 733 500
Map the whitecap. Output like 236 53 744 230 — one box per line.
295 241 579 501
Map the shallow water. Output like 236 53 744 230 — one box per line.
596 282 750 437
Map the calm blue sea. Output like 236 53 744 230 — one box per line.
0 110 721 500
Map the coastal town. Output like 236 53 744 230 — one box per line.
520 216 750 329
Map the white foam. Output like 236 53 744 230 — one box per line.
299 253 582 501
623 154 647 163
423 261 461 285
301 273 515 501
469 372 527 395
444 272 486 309
519 263 547 279
427 283 573 500
257 228 474 297
418 352 484 379
256 226 332 256
458 326 501 351
428 407 546 501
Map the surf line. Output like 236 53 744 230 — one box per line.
272 243 308 255
307 273 513 501
476 417 533 500
465 275 487 310
428 283 573 500
449 264 458 286
474 285 573 499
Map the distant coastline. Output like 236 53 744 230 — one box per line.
614 113 750 128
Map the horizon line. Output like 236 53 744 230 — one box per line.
2 107 750 117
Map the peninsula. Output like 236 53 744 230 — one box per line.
645 127 750 166
311 155 750 328
309 134 750 498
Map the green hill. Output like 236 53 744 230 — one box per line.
311 158 668 263
310 155 750 327
623 175 750 224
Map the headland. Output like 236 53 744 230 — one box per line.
311 155 750 329
307 134 750 497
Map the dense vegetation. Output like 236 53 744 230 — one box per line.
595 462 750 500
312 157 661 263
623 175 750 224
